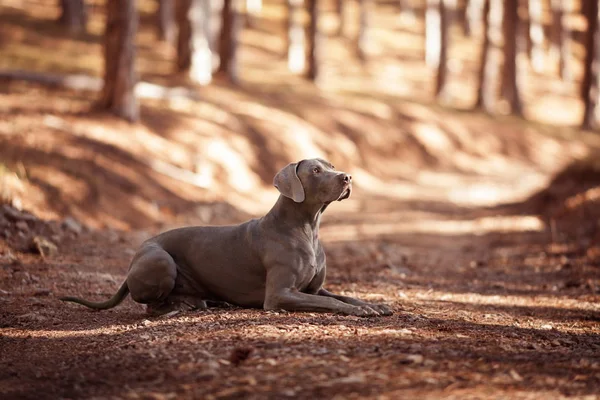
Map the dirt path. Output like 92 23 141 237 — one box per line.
1 83 600 400
1 180 599 399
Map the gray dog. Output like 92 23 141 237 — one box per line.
61 158 393 317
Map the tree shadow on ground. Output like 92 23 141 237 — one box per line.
2 306 598 399
0 120 249 230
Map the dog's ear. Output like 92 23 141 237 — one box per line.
273 161 305 203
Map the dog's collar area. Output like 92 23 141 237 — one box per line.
319 204 329 214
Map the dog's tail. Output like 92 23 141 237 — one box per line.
60 281 129 310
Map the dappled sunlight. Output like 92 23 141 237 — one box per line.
3 69 595 227
525 128 590 170
240 24 286 55
350 166 546 208
412 122 455 153
204 138 262 193
0 319 184 339
446 179 548 206
351 168 421 199
2 69 596 229
527 89 584 127
416 290 600 314
321 214 545 242
407 289 600 333
2 2 600 400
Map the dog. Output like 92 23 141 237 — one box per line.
61 158 392 317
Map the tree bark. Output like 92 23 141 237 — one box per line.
335 0 346 36
357 0 371 62
435 0 449 99
458 0 468 36
553 0 573 81
99 0 138 122
218 0 242 83
306 0 319 81
475 0 498 112
528 0 545 72
426 0 452 84
58 0 87 33
156 0 175 44
176 0 213 84
549 0 562 65
581 0 600 130
500 0 522 116
176 0 193 70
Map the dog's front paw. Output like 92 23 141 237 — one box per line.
367 303 393 316
344 305 380 317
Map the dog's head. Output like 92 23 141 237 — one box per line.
273 158 352 204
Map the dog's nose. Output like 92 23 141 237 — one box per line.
342 174 352 183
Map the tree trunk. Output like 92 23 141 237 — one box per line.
500 0 522 116
156 0 175 44
553 0 573 81
357 0 371 61
528 0 545 72
176 0 213 84
475 0 498 112
218 0 241 83
426 0 452 77
435 0 450 98
58 0 87 33
306 0 319 81
549 0 562 65
581 0 600 130
335 0 346 36
176 1 192 71
209 1 222 61
287 0 305 72
99 0 138 122
458 0 468 35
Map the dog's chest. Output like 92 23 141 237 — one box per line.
296 242 324 289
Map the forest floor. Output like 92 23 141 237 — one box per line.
2 1 600 399
1 84 600 400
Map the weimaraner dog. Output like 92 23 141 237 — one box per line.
61 158 393 317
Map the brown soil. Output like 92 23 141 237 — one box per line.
2 1 600 399
1 175 600 399
2 117 600 399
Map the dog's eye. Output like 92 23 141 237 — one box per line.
313 167 321 174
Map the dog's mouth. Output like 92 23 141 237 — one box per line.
337 185 352 201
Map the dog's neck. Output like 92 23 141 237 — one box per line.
265 195 324 237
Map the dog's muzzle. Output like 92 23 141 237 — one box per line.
336 173 352 201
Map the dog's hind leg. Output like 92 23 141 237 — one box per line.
126 244 177 308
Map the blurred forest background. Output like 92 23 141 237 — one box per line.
1 0 600 229
1 1 600 399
